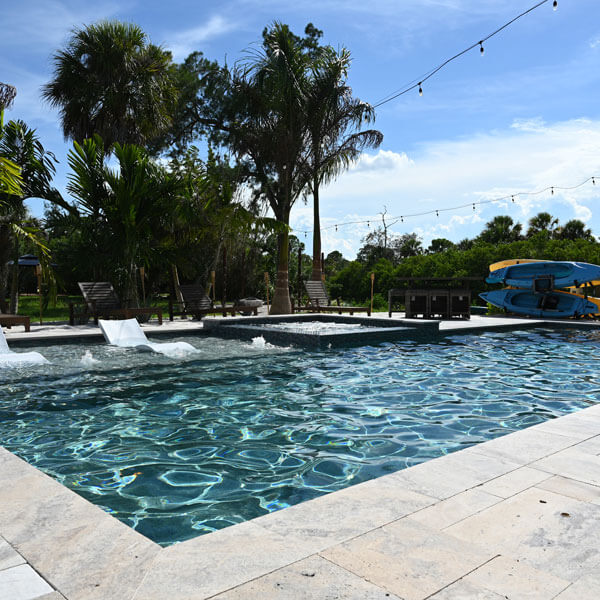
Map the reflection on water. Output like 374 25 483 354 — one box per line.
1 328 599 545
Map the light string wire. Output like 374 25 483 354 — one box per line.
292 175 599 236
372 0 554 108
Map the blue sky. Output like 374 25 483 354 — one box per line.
2 0 599 258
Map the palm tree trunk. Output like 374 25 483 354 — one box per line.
311 173 322 281
9 234 19 314
270 227 292 315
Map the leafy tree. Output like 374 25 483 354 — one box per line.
42 21 176 148
526 212 559 238
393 233 423 259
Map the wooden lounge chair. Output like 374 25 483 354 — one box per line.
0 314 30 332
169 285 259 320
302 280 371 316
70 282 162 326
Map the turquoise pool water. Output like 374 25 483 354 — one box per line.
1 328 599 545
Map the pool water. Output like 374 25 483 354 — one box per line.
1 328 599 546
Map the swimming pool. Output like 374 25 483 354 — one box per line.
1 328 598 546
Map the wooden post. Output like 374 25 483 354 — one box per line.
222 245 228 307
297 246 302 306
35 264 42 325
264 272 270 314
370 272 375 315
211 271 216 303
139 266 146 304
321 252 325 275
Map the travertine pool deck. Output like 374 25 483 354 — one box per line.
2 313 600 599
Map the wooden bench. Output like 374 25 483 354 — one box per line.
0 314 30 332
169 285 259 320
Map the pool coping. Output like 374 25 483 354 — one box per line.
2 314 600 599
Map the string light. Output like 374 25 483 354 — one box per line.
373 0 557 109
291 174 598 237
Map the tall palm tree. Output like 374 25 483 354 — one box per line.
526 212 559 238
477 215 522 245
556 219 594 241
0 82 17 129
224 23 312 314
304 47 383 280
42 21 176 148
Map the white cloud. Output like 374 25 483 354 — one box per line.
168 16 240 60
291 117 600 258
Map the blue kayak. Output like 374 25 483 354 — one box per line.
486 261 600 289
480 289 598 318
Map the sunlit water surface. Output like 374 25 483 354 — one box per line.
1 328 599 545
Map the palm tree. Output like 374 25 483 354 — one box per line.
224 23 312 314
477 215 522 245
67 136 186 305
0 82 17 129
526 212 559 238
0 120 60 313
304 47 382 280
556 219 594 241
42 21 176 148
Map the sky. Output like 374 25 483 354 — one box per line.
2 0 599 259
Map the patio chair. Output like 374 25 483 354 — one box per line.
302 280 371 316
169 285 259 320
98 318 195 356
70 282 163 326
0 326 47 367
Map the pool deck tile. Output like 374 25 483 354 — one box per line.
536 475 600 504
320 517 497 600
445 487 600 582
460 554 571 599
477 466 552 498
3 316 600 599
0 564 54 600
209 555 403 600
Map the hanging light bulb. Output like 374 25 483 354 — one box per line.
479 42 484 56
304 231 307 238
551 187 554 195
335 225 338 232
367 221 370 228
593 177 596 185
511 195 515 203
553 0 558 10
436 210 439 217
418 83 423 97
400 216 404 223
473 203 476 211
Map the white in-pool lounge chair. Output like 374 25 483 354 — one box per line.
98 318 196 356
0 326 48 367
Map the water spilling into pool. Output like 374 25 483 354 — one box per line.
1 327 599 545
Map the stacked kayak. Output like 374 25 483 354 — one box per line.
481 259 600 318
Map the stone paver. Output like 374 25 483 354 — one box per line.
536 475 600 504
0 536 26 571
478 465 551 498
0 564 53 600
446 487 600 582
210 555 402 599
554 573 600 600
321 518 496 600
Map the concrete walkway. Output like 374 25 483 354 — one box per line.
2 314 600 599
